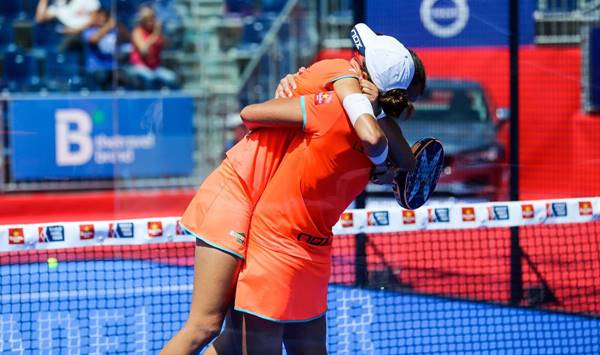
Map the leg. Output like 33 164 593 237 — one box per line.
283 316 327 355
242 313 284 355
154 67 179 89
160 239 242 355
129 65 155 90
206 309 244 355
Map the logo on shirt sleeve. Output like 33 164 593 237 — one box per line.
315 92 334 105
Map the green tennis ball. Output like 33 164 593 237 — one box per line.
47 257 59 270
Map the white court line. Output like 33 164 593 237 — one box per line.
1 284 193 304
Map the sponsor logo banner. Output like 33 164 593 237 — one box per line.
367 211 390 226
8 228 25 245
428 208 450 223
462 207 476 222
38 226 65 243
488 206 510 221
365 0 535 47
79 224 95 240
546 202 568 218
521 204 535 219
402 210 416 224
109 223 135 238
8 95 194 181
579 201 593 216
147 221 163 238
340 212 354 228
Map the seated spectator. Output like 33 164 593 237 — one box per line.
35 0 100 51
82 8 118 90
128 6 178 90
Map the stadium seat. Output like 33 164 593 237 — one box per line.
0 1 22 18
34 22 61 49
0 18 16 51
2 50 41 91
44 51 84 92
22 0 40 18
241 14 275 45
115 0 142 25
260 0 287 12
226 0 255 14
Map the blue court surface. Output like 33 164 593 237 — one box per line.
1 259 599 354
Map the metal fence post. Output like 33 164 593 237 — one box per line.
509 0 523 306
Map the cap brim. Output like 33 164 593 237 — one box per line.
350 23 378 55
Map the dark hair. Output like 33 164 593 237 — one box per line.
378 48 426 119
379 89 411 118
96 7 110 17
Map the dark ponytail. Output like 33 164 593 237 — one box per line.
380 89 412 118
378 48 426 119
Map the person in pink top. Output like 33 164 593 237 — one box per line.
129 5 178 89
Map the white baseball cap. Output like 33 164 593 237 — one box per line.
350 23 415 92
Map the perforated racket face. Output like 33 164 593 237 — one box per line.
394 138 444 210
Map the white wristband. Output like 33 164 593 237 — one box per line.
368 144 389 165
342 93 375 126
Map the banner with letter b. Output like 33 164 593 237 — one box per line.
7 94 194 181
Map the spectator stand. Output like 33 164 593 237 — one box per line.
534 0 600 44
319 0 354 49
0 0 322 191
0 0 187 94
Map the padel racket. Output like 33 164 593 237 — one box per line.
393 138 444 210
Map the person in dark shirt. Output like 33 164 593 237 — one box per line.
83 8 129 90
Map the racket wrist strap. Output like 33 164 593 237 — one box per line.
368 144 389 165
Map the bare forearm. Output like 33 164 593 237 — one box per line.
378 116 416 171
353 114 388 158
89 22 113 43
35 0 52 22
240 98 303 130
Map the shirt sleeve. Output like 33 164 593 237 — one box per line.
83 29 93 41
302 92 345 137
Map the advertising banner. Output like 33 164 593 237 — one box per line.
365 0 535 47
7 94 194 181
